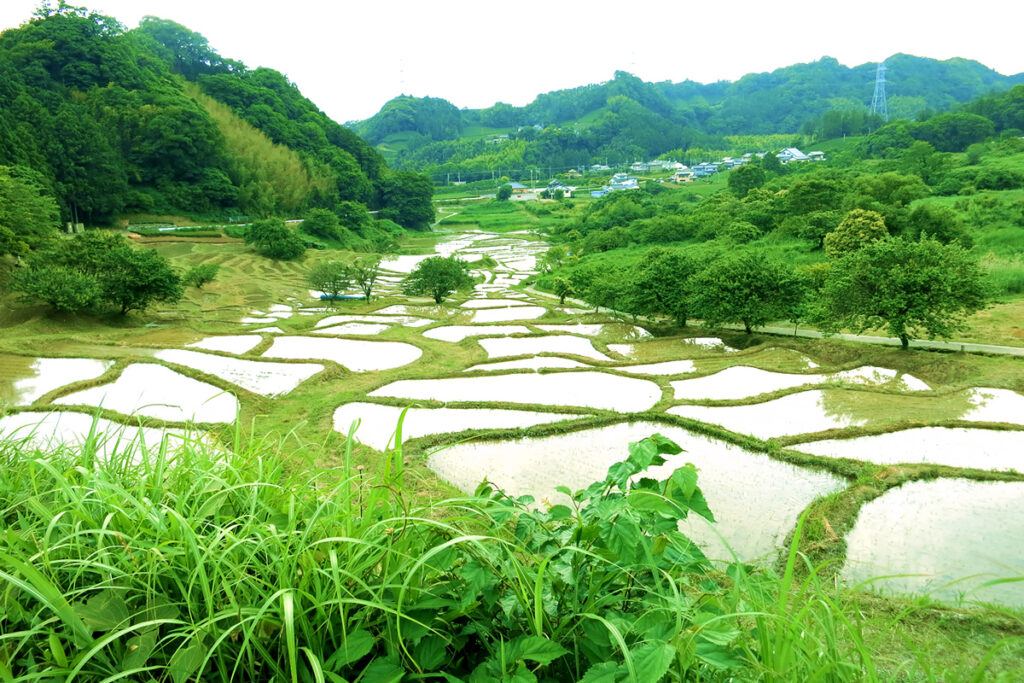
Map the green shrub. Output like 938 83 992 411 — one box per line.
183 263 220 288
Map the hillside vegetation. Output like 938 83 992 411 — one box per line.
354 58 1023 178
0 6 432 231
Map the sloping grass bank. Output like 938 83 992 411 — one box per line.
0 424 1021 681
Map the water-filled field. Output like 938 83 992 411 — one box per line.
2 228 1022 607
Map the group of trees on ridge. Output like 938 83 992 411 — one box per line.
355 59 1023 178
551 232 988 349
0 4 434 240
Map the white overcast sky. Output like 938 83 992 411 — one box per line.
2 0 1022 123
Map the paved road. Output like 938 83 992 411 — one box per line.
525 286 1024 358
738 325 1024 357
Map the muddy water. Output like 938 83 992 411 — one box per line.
332 402 587 451
477 336 613 361
0 410 211 462
262 336 422 371
370 371 661 411
54 363 239 423
465 358 591 372
842 479 1024 607
669 387 1024 439
798 427 1024 472
426 422 846 562
0 355 113 406
423 325 532 342
155 350 322 397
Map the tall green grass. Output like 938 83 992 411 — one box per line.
0 419 1014 681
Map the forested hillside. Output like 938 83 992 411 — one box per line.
0 5 433 238
355 57 1024 180
518 83 1024 348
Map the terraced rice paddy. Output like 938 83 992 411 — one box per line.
3 227 1023 608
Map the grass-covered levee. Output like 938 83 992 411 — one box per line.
1 415 1023 681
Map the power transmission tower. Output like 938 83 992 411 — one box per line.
870 61 888 121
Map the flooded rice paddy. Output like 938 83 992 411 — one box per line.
798 427 1024 471
333 402 586 451
187 335 263 354
155 350 322 397
465 357 591 372
670 365 929 401
370 372 662 411
262 336 422 371
0 411 209 462
427 422 846 562
470 305 548 323
842 479 1024 607
4 227 1022 607
1 355 113 406
477 336 614 361
54 363 239 423
422 325 532 342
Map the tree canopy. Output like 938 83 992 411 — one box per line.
815 237 989 348
402 256 474 304
688 251 805 334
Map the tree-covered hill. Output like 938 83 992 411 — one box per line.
0 5 433 233
355 56 1024 179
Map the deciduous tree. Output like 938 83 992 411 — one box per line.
402 256 473 303
308 261 351 300
351 257 382 301
245 218 306 260
815 237 989 349
824 209 889 259
690 251 805 334
183 263 219 288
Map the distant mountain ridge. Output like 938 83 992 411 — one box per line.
353 54 1024 177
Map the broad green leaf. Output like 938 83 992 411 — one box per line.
627 438 658 469
631 642 675 682
649 433 683 455
73 589 129 633
459 558 497 595
579 661 622 682
553 485 573 497
413 635 447 671
626 490 675 516
670 466 698 499
509 635 569 665
168 640 205 683
123 627 157 670
671 632 697 671
332 629 375 668
507 661 538 683
360 657 405 683
600 517 642 563
696 641 746 669
547 504 572 520
605 462 633 490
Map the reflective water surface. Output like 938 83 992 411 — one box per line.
843 478 1024 607
427 422 846 562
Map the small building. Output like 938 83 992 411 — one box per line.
673 169 694 182
589 164 611 172
776 147 811 163
808 151 827 162
629 161 649 173
609 177 639 191
692 162 720 177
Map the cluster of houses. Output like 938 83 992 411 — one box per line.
506 147 828 200
671 147 826 183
